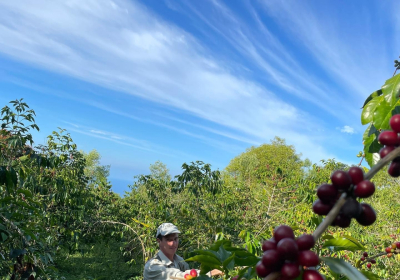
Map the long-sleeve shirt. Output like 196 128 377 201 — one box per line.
143 250 200 280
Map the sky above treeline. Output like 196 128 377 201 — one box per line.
0 0 399 195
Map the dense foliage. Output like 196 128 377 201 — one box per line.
2 68 400 280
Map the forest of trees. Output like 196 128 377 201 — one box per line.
2 98 400 280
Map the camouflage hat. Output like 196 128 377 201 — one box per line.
156 223 181 238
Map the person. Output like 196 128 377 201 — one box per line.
143 223 223 280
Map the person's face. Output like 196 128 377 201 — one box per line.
157 233 179 257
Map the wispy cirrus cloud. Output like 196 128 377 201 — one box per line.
258 0 394 99
0 0 351 163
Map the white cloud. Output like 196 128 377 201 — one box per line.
258 0 393 98
0 0 340 163
339 126 356 134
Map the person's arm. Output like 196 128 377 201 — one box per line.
144 262 190 280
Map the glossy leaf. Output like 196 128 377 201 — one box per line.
321 257 367 280
323 237 365 252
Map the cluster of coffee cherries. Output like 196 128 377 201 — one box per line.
256 225 325 280
359 252 376 269
378 114 400 177
184 269 198 280
384 241 400 259
313 166 376 228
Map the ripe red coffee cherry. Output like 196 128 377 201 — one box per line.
390 114 400 133
281 263 300 279
317 184 338 204
379 145 396 159
371 259 376 264
354 180 375 198
367 263 371 269
385 247 391 253
277 238 298 261
298 250 319 267
274 225 295 242
360 256 365 261
388 161 400 177
340 198 362 218
231 276 239 280
396 242 400 249
296 234 315 251
333 214 351 228
378 130 399 146
262 249 281 268
356 203 376 226
312 200 332 215
262 239 277 251
302 270 326 280
256 261 272 277
347 166 364 185
363 252 368 257
330 170 352 190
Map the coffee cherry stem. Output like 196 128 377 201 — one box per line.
358 251 397 267
264 272 280 280
313 192 347 241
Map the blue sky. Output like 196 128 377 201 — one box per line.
0 0 398 195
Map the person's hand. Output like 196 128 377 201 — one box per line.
210 269 223 276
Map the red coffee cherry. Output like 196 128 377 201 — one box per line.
302 270 326 280
389 114 400 133
256 261 273 277
356 203 376 226
296 234 315 251
378 130 399 146
330 170 352 190
317 184 338 204
347 166 364 185
312 200 332 215
262 239 277 251
274 225 295 242
379 145 396 159
277 238 298 261
354 180 375 198
281 263 300 279
298 250 319 267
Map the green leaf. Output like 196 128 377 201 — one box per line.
222 253 235 271
382 73 400 105
209 240 231 251
5 168 17 189
196 275 213 280
321 257 367 280
238 267 256 280
362 89 383 108
363 133 380 167
321 234 334 240
372 99 394 129
360 270 381 280
361 95 383 125
16 189 33 198
1 232 7 241
185 255 221 266
192 249 220 260
216 245 232 262
234 254 259 267
10 248 27 258
323 237 365 252
341 235 365 249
